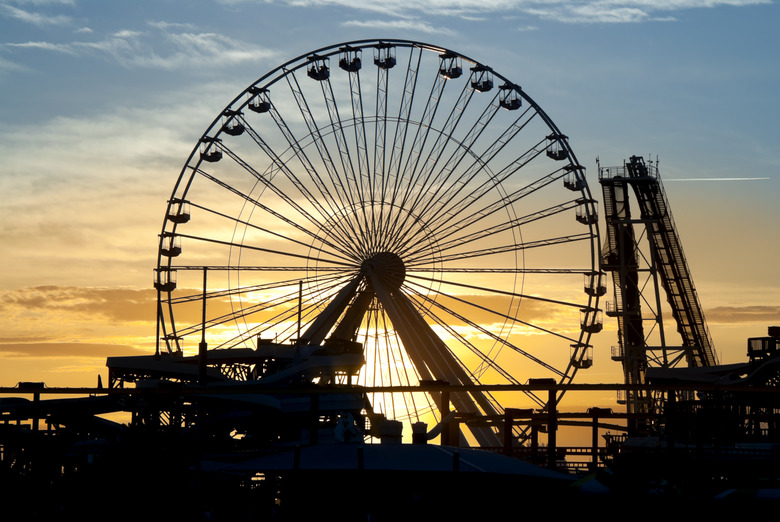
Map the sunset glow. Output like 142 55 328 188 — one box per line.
2 2 778 418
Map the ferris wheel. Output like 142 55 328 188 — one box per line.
154 39 603 445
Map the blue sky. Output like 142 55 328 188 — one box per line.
0 0 778 389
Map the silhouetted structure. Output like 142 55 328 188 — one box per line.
2 42 779 517
599 156 719 433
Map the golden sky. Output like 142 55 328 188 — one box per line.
2 3 779 420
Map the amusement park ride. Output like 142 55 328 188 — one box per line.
2 40 778 517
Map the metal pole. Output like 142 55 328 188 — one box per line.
441 387 451 446
199 268 208 385
547 388 558 469
296 281 302 359
591 412 600 471
155 289 161 357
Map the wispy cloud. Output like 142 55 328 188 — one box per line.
5 40 76 53
0 342 147 359
6 0 75 5
0 285 164 361
526 5 662 23
147 20 198 31
342 18 457 35
266 0 771 23
2 25 277 70
0 3 72 26
706 305 780 324
75 30 273 70
0 53 24 71
1 286 158 322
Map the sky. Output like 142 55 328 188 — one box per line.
1 0 778 413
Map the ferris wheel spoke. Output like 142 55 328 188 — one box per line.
319 76 373 241
371 72 389 253
168 270 350 306
408 287 522 385
186 200 356 265
403 199 584 262
403 93 502 234
405 271 590 311
406 267 592 275
404 278 579 357
284 70 371 255
170 266 352 272
384 76 482 249
406 233 593 267
343 59 377 252
385 46 422 208
406 75 475 199
392 115 545 254
352 75 371 191
384 71 449 250
380 48 424 250
411 162 567 252
373 60 390 214
218 274 357 348
237 116 364 251
174 232 354 267
422 103 534 212
216 142 364 256
175 272 351 339
259 102 368 251
320 75 362 202
195 167 359 261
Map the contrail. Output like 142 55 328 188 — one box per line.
665 177 770 182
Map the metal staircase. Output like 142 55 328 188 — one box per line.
622 156 718 368
599 156 718 431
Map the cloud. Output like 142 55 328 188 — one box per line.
706 305 780 324
342 18 457 35
0 342 147 359
0 285 242 328
4 40 76 53
2 17 275 71
0 3 72 26
1 286 158 322
263 0 771 23
0 53 26 71
527 5 658 23
6 0 75 4
112 29 144 39
38 29 278 70
147 20 198 31
527 0 769 23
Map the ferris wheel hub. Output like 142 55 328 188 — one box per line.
362 252 405 291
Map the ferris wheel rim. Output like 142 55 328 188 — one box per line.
154 39 603 428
